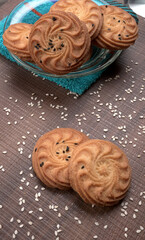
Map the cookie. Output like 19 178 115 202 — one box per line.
93 5 138 50
3 23 33 61
49 0 103 40
29 11 91 75
32 128 88 190
69 139 131 206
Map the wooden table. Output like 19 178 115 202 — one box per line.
0 1 145 240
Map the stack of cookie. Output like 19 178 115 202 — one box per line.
3 0 139 75
32 128 131 206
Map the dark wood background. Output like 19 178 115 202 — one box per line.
0 1 145 240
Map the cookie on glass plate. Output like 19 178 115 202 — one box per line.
29 11 91 75
69 139 131 206
93 5 138 50
32 128 88 190
3 23 33 61
49 0 103 40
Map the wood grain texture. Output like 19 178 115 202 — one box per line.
0 1 145 240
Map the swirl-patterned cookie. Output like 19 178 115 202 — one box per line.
93 5 138 50
49 0 103 40
29 11 91 74
32 128 88 190
3 23 33 61
69 139 131 206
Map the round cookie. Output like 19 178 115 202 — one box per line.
29 11 91 75
32 128 89 190
49 0 103 40
69 139 131 206
3 23 33 61
93 5 138 50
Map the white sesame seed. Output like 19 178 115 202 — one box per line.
124 233 128 238
138 201 142 205
29 211 33 214
0 224 2 229
19 224 24 228
10 217 14 223
104 225 108 229
21 207 25 212
124 227 128 232
93 236 98 239
136 229 141 234
95 222 99 226
28 221 33 225
65 206 68 211
2 151 7 154
17 219 21 223
133 213 137 219
0 205 3 209
12 233 15 239
58 213 61 218
140 226 144 230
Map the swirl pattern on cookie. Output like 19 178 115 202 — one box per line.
3 23 32 61
50 0 103 39
29 11 91 74
93 5 138 50
69 139 131 206
32 128 88 190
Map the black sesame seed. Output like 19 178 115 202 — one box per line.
63 150 65 154
81 166 85 169
123 20 126 23
61 43 64 47
40 162 44 167
105 5 108 8
58 48 62 50
66 146 69 152
35 148 37 152
35 46 39 49
59 36 62 39
101 13 103 16
47 48 50 50
56 152 59 154
65 158 69 161
53 48 56 51
52 17 57 21
118 20 120 23
26 37 29 39
62 140 65 143
68 63 71 67
67 156 71 158
44 48 47 51
51 45 54 48
40 60 42 63
108 28 111 30
49 39 53 42
74 143 78 145
49 42 53 46
92 24 94 27
126 35 129 37
118 37 122 40
118 34 121 36
113 17 115 20
56 142 59 145
60 29 63 31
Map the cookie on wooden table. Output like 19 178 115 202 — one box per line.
29 11 91 75
32 128 89 190
3 23 33 61
69 139 131 206
49 0 103 40
93 5 138 50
